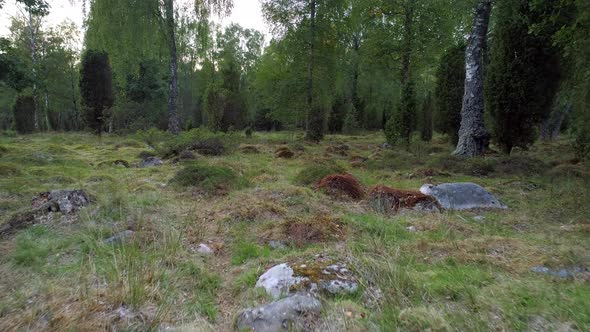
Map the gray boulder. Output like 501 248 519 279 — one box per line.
420 182 507 210
140 157 163 168
236 294 321 332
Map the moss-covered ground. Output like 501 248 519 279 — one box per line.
0 131 588 331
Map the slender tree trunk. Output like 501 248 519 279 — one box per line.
400 4 413 89
27 10 39 131
305 0 323 142
453 0 492 157
397 2 414 147
165 0 181 135
69 62 79 129
351 36 362 125
44 90 51 130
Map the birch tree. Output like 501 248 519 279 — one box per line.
453 0 492 157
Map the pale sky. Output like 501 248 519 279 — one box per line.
0 0 269 43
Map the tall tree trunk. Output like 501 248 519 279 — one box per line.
351 36 362 125
44 89 51 130
27 10 39 131
165 0 181 135
396 2 415 147
306 0 323 141
453 0 492 157
400 4 413 89
69 62 79 129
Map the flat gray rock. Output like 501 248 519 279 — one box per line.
531 266 587 278
236 294 321 332
140 157 163 168
420 182 507 210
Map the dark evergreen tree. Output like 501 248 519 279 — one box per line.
117 59 167 131
385 81 416 146
486 0 562 153
13 94 35 134
435 42 465 144
79 50 114 136
419 92 434 142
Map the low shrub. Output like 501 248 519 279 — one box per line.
169 163 247 193
294 164 346 186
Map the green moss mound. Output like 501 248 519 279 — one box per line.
170 164 247 192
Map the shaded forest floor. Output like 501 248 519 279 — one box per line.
0 131 589 331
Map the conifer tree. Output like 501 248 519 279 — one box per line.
435 43 465 144
486 0 562 153
79 50 114 136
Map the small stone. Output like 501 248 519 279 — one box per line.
140 156 163 168
268 240 286 250
104 230 134 245
197 243 214 255
406 226 418 232
473 215 485 222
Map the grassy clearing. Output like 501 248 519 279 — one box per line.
0 131 589 331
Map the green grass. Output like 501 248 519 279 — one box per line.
0 131 588 330
231 241 271 265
